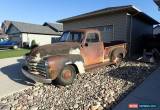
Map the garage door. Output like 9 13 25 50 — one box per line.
97 25 114 42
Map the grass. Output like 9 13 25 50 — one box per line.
0 48 30 59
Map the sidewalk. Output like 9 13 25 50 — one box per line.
113 67 160 110
0 57 34 98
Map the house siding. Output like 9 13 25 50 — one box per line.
131 17 153 54
7 25 61 47
22 33 60 47
63 13 128 42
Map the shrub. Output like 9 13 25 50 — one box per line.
31 40 38 49
23 42 29 48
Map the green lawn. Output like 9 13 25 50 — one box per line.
0 49 30 59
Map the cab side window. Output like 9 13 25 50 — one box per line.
86 33 99 43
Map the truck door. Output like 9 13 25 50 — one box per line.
80 32 104 66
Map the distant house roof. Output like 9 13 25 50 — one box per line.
43 22 63 32
1 20 11 33
57 5 159 24
7 21 61 35
154 25 160 35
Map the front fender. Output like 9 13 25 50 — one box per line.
47 54 85 80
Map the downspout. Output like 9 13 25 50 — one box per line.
129 15 132 57
129 12 140 57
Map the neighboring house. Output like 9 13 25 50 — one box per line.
43 22 63 32
0 28 3 35
6 21 61 47
58 5 159 55
154 0 160 9
1 20 11 33
0 27 8 39
154 25 160 35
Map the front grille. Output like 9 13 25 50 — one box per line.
27 58 47 77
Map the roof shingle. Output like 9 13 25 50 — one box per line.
57 5 159 24
43 22 63 32
9 21 60 35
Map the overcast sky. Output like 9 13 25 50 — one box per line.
0 0 159 25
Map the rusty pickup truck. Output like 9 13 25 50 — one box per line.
22 29 127 85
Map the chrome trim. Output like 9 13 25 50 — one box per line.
22 68 52 83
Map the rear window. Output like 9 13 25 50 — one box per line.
86 33 99 43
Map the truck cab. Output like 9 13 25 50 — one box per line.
22 29 127 85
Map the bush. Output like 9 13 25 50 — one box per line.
31 40 38 49
23 42 29 48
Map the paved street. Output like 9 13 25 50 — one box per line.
113 67 160 110
0 57 35 98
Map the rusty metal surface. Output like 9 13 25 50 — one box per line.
30 42 80 57
25 29 127 81
80 42 104 66
47 54 84 80
62 69 72 80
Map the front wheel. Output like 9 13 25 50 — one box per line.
55 65 76 86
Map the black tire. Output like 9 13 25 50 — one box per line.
55 65 76 86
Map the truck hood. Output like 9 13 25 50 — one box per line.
30 42 81 58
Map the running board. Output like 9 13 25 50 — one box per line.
85 61 113 71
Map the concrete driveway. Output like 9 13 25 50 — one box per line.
0 57 35 98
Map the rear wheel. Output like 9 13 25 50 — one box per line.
55 65 76 86
112 54 123 66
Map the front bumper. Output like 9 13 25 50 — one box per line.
22 67 52 84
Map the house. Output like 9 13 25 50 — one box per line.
1 20 11 33
154 25 160 35
57 5 159 55
0 28 3 35
6 21 61 47
43 22 63 32
154 0 160 9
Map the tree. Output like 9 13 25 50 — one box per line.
31 40 38 49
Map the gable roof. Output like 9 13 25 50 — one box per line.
1 20 11 33
8 21 61 35
43 22 63 32
57 5 159 24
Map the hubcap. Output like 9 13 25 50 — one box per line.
62 69 72 80
114 57 122 64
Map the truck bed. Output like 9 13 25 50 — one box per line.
103 41 126 47
103 41 127 60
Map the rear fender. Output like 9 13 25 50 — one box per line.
47 55 85 80
108 47 127 60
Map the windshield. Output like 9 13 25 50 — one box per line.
60 31 83 42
